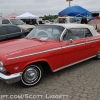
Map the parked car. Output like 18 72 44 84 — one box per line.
0 24 29 41
44 20 52 24
55 16 76 23
2 18 35 31
0 24 100 86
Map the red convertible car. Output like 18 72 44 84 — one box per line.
0 24 100 86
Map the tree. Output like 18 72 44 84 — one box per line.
39 14 58 20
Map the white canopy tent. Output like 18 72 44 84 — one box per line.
16 12 39 19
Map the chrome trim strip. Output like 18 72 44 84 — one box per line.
7 42 86 60
60 28 67 41
86 39 100 43
62 42 85 49
7 47 62 60
7 38 99 60
53 55 96 72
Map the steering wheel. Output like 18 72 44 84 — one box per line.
36 30 49 38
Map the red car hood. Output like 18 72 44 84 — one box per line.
0 38 47 56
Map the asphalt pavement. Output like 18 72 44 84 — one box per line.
0 58 100 100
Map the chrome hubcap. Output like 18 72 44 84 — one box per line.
23 67 39 83
97 51 100 58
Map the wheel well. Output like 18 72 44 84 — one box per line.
28 61 52 73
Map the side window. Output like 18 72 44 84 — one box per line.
7 26 21 34
2 20 10 24
84 29 92 37
59 18 67 23
70 28 85 38
0 26 7 35
63 28 85 41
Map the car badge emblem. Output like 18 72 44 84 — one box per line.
14 66 19 70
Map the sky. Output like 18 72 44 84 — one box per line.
0 0 100 17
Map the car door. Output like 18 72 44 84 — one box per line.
60 28 90 67
0 26 8 41
85 28 100 56
6 25 22 39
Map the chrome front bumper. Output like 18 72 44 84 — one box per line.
0 72 21 84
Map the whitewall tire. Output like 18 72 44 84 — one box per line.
21 64 43 86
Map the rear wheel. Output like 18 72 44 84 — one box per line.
21 64 43 86
95 50 100 59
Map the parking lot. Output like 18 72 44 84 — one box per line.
1 58 100 100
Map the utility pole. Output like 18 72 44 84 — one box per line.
66 0 73 7
0 12 2 24
14 9 16 13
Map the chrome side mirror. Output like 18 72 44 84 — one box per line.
69 39 73 43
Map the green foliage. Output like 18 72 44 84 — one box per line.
39 14 58 20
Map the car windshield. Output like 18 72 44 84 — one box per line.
10 19 25 25
27 25 64 41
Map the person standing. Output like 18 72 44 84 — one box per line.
80 17 88 24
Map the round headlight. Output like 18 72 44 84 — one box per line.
0 61 7 73
0 61 3 67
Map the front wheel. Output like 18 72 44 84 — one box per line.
21 64 43 86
